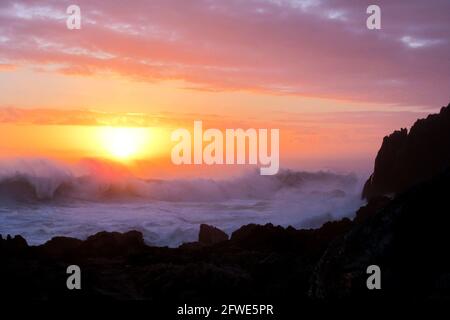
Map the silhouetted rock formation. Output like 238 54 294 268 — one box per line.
0 234 27 254
353 196 390 225
311 168 450 299
0 218 355 301
362 103 450 200
199 224 228 244
80 230 145 257
229 221 353 257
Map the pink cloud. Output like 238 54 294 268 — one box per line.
0 0 449 107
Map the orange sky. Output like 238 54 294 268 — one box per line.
0 66 432 177
1 0 448 177
0 96 427 177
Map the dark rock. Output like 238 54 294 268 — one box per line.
0 221 350 301
311 168 450 299
198 224 228 245
39 236 83 257
230 221 353 256
13 235 28 249
231 223 298 251
178 241 206 250
362 103 450 200
0 234 28 252
79 230 146 257
353 196 391 224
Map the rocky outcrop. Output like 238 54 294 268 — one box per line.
0 219 354 301
0 234 28 254
199 224 228 245
353 196 391 225
311 168 450 299
362 103 450 200
229 221 353 257
79 230 146 257
36 230 146 259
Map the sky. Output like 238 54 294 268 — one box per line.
0 0 449 177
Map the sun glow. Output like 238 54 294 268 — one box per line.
100 127 150 160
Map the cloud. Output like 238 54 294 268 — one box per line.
0 0 449 107
0 107 258 129
0 107 170 127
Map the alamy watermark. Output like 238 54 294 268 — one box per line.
366 265 381 290
171 121 280 175
66 265 81 290
366 5 381 30
66 5 81 30
66 4 381 31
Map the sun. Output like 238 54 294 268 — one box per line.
100 127 149 160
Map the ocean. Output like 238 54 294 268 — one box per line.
0 159 365 246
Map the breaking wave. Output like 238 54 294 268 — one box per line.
0 158 359 204
0 158 365 246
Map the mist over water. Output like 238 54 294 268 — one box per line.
0 159 365 246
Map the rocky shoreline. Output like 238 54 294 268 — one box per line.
1 103 450 302
0 199 381 301
1 171 449 302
